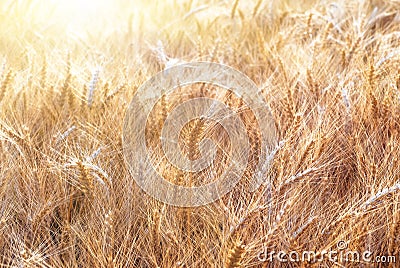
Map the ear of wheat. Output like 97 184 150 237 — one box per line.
0 0 399 267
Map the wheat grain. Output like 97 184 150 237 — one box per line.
224 240 245 268
0 69 13 102
87 68 99 107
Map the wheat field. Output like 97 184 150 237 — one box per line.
1 0 400 267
